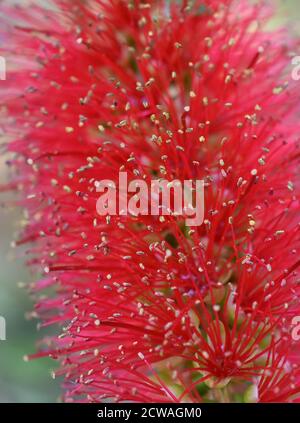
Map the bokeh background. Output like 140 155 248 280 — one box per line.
0 0 299 403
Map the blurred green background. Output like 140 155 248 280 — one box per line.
0 0 299 403
0 199 60 402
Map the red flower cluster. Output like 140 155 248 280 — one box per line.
1 0 300 402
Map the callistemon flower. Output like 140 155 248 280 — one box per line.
1 0 300 403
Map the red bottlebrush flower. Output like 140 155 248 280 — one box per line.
1 0 300 403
